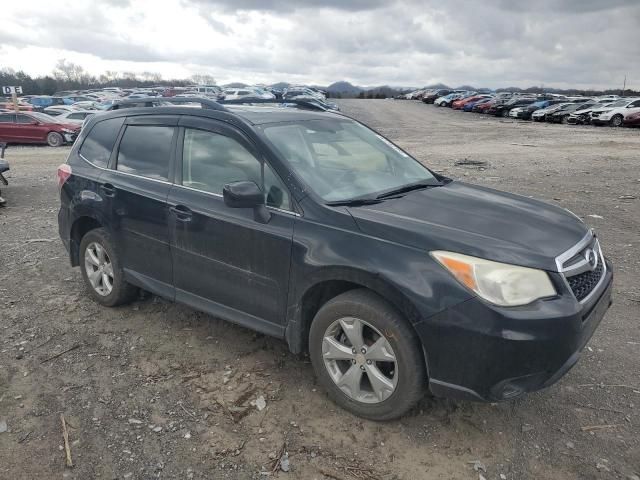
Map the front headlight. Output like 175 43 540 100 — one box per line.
431 251 556 306
61 128 75 134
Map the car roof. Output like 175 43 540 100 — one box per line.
226 105 338 125
90 104 341 129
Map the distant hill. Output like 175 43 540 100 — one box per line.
425 83 450 90
270 82 290 89
326 81 363 95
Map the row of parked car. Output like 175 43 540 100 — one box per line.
402 89 640 127
0 84 338 147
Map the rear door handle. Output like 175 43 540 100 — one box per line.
170 205 193 221
100 183 115 197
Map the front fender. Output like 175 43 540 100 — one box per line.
284 215 473 353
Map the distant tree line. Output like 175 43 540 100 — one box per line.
1 59 636 98
0 59 215 95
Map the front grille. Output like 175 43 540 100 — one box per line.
566 260 604 301
557 233 606 303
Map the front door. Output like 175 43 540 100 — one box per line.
168 118 295 335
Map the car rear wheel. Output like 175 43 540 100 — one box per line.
309 289 425 420
561 115 569 124
609 114 623 127
79 228 138 307
501 109 510 117
47 132 64 147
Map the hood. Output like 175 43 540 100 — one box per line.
348 181 588 272
59 123 81 131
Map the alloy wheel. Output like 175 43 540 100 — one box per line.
321 317 398 404
84 242 114 296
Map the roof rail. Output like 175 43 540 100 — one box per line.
108 96 335 113
109 96 229 111
220 98 332 112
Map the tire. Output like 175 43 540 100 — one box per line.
561 115 569 124
609 114 623 127
309 289 425 420
501 109 510 118
46 132 63 147
79 228 138 307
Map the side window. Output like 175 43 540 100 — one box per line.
0 114 15 123
68 113 83 120
17 115 33 124
117 125 174 181
182 128 291 210
630 100 640 108
79 117 125 168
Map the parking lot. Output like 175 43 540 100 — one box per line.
1 99 638 480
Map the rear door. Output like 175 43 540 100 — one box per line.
167 117 295 335
0 113 17 141
99 115 178 299
16 114 46 142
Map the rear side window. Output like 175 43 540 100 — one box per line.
79 117 125 168
117 125 174 181
0 114 15 123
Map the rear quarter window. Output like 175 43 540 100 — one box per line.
79 117 126 168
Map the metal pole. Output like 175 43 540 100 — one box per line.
11 89 19 111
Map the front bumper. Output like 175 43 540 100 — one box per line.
415 260 613 402
63 132 78 143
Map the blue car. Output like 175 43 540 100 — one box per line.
27 96 65 111
63 96 93 105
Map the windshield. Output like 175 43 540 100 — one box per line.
262 119 438 202
607 99 630 108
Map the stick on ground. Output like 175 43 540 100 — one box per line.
41 344 81 364
60 414 73 468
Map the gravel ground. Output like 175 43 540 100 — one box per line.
0 99 638 480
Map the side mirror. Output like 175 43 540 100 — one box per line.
223 180 271 223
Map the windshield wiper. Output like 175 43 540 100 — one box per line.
325 198 384 207
375 182 441 200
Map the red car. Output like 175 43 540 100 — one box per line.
0 111 80 147
623 111 640 127
452 95 488 110
474 98 497 113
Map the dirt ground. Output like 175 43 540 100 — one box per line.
0 99 638 480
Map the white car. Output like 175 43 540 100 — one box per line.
590 98 640 126
54 110 96 125
508 107 524 118
223 88 265 101
44 105 76 116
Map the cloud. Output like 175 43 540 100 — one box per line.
0 0 638 89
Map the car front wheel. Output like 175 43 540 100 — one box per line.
309 289 425 420
47 132 64 147
609 114 623 127
79 228 138 307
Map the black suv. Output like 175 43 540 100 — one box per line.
58 98 613 420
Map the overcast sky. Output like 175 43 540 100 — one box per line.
1 0 638 89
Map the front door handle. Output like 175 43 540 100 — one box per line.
100 183 115 197
169 205 193 221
